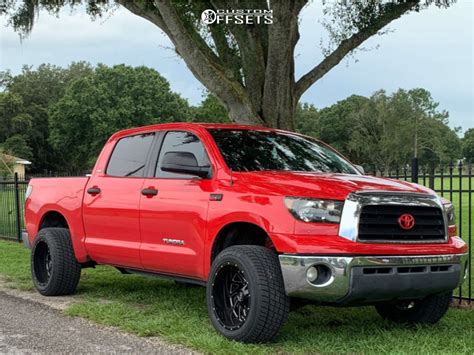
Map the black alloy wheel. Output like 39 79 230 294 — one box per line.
211 263 250 331
33 240 52 286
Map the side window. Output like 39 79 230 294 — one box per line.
156 131 210 178
106 133 154 177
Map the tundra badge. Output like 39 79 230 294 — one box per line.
163 238 185 245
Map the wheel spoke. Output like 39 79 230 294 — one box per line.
212 264 250 330
45 252 52 278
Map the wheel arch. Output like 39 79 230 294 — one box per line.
33 208 89 263
209 221 275 264
38 210 70 231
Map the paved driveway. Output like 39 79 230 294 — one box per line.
0 291 191 354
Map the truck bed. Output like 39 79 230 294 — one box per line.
25 177 90 260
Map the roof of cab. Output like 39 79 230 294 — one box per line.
108 122 280 141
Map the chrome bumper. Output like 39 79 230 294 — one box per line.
22 229 31 249
279 253 468 304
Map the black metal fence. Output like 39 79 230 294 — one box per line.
0 173 28 242
0 166 472 302
0 172 78 241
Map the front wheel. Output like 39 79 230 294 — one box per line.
375 292 452 324
207 245 289 343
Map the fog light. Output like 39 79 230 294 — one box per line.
306 266 319 282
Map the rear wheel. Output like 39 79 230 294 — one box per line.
207 245 289 343
375 292 452 324
31 228 81 296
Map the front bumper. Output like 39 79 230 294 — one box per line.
279 253 468 305
22 229 31 249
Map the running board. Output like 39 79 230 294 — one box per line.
120 268 206 287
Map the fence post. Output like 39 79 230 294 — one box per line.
14 172 21 243
429 166 435 190
411 157 419 183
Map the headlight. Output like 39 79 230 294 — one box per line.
284 197 344 223
442 198 455 226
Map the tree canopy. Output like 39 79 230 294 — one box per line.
191 93 231 124
1 0 454 129
0 63 191 173
0 62 94 171
295 89 462 172
49 64 190 172
463 128 474 162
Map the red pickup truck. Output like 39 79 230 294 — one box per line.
24 123 467 342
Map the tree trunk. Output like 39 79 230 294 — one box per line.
260 1 299 131
226 98 261 125
252 1 303 130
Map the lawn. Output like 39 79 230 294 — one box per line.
0 239 473 354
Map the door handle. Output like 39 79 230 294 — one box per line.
87 187 101 195
141 188 158 196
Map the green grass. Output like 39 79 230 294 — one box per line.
1 239 473 354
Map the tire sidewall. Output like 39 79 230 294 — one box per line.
31 229 55 294
376 291 452 324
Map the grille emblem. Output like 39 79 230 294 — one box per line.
398 214 415 230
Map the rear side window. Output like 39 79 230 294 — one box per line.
106 133 154 177
156 131 210 178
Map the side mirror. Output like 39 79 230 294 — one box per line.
354 164 365 174
161 151 211 178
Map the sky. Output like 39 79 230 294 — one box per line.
0 1 473 133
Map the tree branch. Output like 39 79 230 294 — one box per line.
119 0 260 123
116 1 171 37
208 25 243 84
153 0 260 123
295 1 418 99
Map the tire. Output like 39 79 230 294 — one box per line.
375 292 452 324
207 245 289 343
31 228 81 296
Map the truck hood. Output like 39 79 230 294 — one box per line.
237 171 434 200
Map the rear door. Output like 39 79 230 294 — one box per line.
139 130 213 279
83 132 154 268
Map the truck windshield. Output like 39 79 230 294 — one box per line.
208 129 358 174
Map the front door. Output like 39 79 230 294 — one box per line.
83 132 154 268
140 130 212 279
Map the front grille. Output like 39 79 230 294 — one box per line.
358 205 446 243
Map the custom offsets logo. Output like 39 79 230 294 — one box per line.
201 9 274 25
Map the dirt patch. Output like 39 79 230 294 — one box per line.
0 276 197 354
451 299 474 310
0 276 78 311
